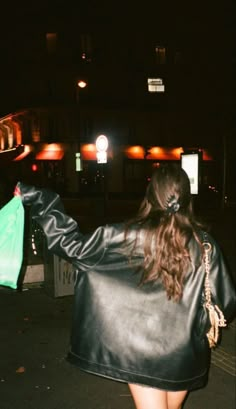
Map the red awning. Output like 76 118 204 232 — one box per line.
35 150 64 160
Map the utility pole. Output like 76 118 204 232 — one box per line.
221 135 227 210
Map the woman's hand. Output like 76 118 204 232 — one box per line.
14 185 21 196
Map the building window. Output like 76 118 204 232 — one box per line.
0 136 5 150
147 78 165 93
155 46 166 64
174 51 182 64
32 118 40 143
46 33 57 54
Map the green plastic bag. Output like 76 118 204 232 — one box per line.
0 196 24 289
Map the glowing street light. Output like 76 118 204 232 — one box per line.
76 79 88 103
77 80 87 89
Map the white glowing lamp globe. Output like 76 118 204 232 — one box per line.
95 135 108 152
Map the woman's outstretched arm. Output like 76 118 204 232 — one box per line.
16 182 107 268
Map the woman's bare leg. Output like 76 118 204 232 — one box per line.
128 383 168 409
128 384 188 409
167 390 188 409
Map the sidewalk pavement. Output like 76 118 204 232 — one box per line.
0 285 235 409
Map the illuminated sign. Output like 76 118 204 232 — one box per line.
75 152 83 171
95 135 108 152
96 151 107 164
181 152 200 195
96 135 108 163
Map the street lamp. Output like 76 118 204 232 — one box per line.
77 80 87 89
76 79 88 103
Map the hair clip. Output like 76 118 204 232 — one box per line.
165 195 180 214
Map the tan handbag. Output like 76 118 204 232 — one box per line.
203 240 227 348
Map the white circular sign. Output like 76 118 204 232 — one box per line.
95 135 108 152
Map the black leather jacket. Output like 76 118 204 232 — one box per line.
19 182 236 391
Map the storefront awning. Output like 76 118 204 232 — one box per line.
35 144 64 160
35 150 64 160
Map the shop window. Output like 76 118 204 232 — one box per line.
155 46 166 64
46 33 57 54
147 78 165 93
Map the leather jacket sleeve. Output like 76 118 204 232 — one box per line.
208 238 236 322
17 182 107 268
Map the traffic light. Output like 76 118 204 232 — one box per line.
31 163 38 172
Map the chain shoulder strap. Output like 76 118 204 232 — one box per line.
203 237 227 348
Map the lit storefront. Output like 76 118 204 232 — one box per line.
0 111 216 197
79 143 214 195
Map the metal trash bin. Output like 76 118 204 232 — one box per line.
26 219 76 297
44 249 76 297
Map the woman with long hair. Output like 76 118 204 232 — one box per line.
15 163 236 409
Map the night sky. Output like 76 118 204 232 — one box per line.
0 1 234 45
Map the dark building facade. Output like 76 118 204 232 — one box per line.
0 2 235 203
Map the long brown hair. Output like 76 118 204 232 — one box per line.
126 163 204 302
